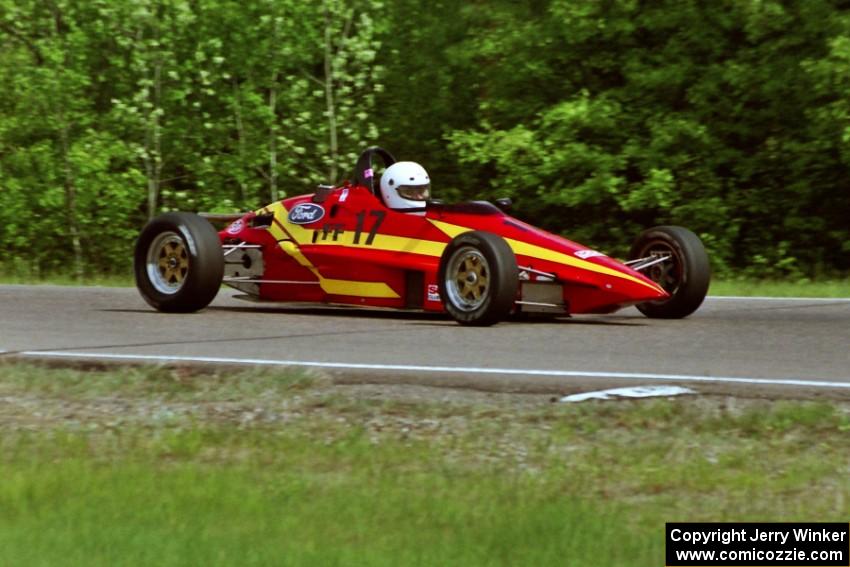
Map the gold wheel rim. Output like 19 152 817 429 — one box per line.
446 247 490 311
146 232 190 294
158 240 189 286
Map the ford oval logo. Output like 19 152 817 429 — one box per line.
287 203 325 225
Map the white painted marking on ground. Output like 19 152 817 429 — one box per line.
17 351 850 390
560 385 696 403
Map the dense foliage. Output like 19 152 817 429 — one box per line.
1 0 848 278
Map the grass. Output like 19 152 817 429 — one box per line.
1 445 644 566
0 362 848 566
0 271 133 287
709 278 849 298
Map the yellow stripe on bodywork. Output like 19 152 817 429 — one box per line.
279 203 448 257
428 219 663 293
427 219 469 239
318 230 447 257
266 204 400 299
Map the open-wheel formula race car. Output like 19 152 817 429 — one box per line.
134 147 710 325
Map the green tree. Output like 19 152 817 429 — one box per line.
0 0 139 277
448 0 850 275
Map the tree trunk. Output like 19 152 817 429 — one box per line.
58 122 84 281
269 76 278 202
140 50 164 221
147 56 163 220
51 4 84 280
231 78 248 204
323 2 338 184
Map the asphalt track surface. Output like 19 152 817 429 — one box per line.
1 284 848 398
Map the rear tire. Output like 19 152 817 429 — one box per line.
134 212 224 312
628 226 710 319
438 231 518 326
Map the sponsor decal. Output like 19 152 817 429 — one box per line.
288 203 326 225
363 167 374 179
339 187 349 202
226 219 244 234
427 284 440 302
575 249 606 260
535 275 554 282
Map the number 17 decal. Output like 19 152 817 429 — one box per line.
353 210 386 245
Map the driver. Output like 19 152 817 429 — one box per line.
379 161 430 213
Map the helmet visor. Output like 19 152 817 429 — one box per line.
397 184 430 201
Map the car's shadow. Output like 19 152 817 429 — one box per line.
100 309 174 315
207 304 444 321
99 305 646 327
205 305 646 327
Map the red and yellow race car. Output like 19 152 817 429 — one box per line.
134 147 710 325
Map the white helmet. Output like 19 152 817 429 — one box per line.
379 161 431 211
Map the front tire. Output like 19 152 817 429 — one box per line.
438 231 518 326
628 226 710 319
134 212 224 312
